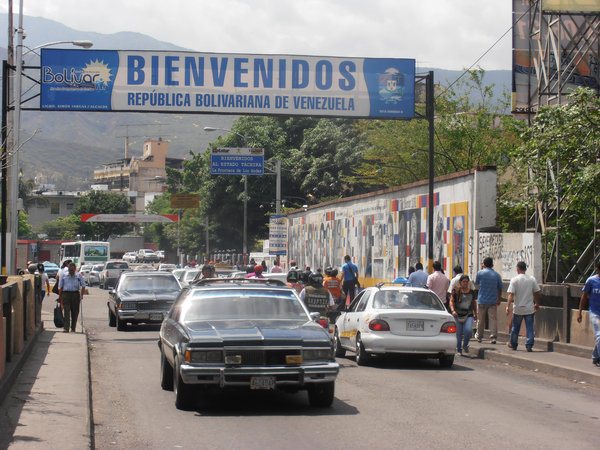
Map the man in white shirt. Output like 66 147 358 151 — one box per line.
506 261 541 352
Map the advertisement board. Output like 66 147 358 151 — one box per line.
40 49 415 119
210 147 264 175
170 194 200 209
269 215 288 256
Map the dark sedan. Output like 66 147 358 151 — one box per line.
107 271 181 331
158 278 339 410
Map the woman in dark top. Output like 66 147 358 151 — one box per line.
449 274 478 355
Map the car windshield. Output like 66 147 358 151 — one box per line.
183 289 308 321
44 262 58 268
92 265 104 271
120 275 180 293
372 290 445 310
80 265 92 271
184 270 200 281
106 262 128 269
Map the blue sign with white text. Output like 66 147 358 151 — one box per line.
210 148 264 175
40 49 415 119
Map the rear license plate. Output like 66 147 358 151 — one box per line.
250 376 276 390
150 313 163 321
407 320 424 331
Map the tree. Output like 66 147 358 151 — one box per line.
352 69 521 187
41 215 81 240
504 87 600 273
72 190 133 240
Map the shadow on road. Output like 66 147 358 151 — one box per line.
336 354 475 371
183 387 359 417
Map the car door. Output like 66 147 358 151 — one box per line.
339 290 369 348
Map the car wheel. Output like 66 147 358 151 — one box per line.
108 309 116 327
355 334 371 366
117 318 127 331
173 356 195 410
439 354 454 368
160 350 174 391
334 329 346 358
307 382 335 407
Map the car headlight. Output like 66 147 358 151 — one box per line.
303 348 333 361
185 349 223 363
119 302 136 310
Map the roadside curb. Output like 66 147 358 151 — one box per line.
475 346 600 385
0 322 43 406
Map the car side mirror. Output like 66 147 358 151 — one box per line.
108 289 116 295
309 312 320 321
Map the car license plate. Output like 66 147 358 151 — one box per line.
407 320 424 331
150 313 163 321
250 376 276 390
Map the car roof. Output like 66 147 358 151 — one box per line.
188 277 290 289
122 271 174 277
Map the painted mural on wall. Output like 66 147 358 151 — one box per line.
288 189 472 284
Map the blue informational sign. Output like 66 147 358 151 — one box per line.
40 49 415 119
210 148 264 175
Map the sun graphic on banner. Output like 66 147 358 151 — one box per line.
82 59 112 86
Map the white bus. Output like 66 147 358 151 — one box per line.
60 241 111 268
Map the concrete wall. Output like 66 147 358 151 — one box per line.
477 232 543 281
287 168 497 285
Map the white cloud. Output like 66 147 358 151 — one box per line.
12 0 512 69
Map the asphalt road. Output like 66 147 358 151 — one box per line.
82 286 599 450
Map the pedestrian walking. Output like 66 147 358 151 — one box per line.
58 262 86 333
475 257 503 344
271 258 283 273
506 261 541 352
341 255 360 303
37 263 50 301
407 262 428 288
427 261 451 309
577 262 600 367
449 275 477 355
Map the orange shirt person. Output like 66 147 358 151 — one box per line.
323 267 343 305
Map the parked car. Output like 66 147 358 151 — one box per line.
122 252 137 263
99 260 131 289
87 264 104 286
179 268 200 287
334 285 457 368
156 250 165 260
79 264 93 281
107 271 181 331
158 263 177 272
136 249 160 263
158 278 339 410
42 261 60 279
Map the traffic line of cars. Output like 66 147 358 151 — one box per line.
101 268 458 411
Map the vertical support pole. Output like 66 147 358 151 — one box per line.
556 158 560 283
243 175 248 265
275 159 281 215
1 61 9 275
426 70 435 271
205 215 209 261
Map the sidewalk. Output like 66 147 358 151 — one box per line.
466 332 600 386
0 307 91 450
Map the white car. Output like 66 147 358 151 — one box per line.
158 263 177 272
334 285 456 368
87 264 104 286
122 252 137 263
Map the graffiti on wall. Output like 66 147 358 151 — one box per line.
477 232 542 281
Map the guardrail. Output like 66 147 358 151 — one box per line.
1 274 43 383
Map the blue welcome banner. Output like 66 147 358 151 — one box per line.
41 49 415 119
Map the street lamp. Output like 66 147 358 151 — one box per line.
203 126 250 265
3 2 94 274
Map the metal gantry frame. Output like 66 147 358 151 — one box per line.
521 2 600 283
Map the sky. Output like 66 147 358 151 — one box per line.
4 0 513 70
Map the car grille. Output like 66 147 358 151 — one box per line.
134 300 173 311
225 349 301 366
